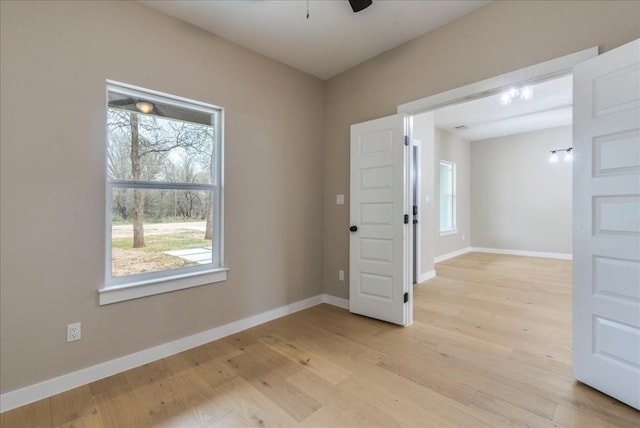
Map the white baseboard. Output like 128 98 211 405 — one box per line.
322 294 349 309
434 247 473 264
418 270 436 283
1 293 350 413
471 247 573 260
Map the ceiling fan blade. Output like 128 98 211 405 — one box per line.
348 0 372 13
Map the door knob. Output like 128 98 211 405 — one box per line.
350 225 358 232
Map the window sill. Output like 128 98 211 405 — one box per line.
440 229 458 237
99 268 228 305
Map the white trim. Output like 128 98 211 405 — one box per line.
2 294 343 413
434 247 473 263
398 47 598 115
99 269 229 305
439 229 458 237
106 80 223 113
322 294 349 310
418 269 436 283
412 138 422 285
471 247 573 260
403 114 414 327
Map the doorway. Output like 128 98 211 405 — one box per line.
400 47 597 284
411 73 574 278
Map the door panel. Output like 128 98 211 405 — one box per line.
350 114 411 326
573 38 640 410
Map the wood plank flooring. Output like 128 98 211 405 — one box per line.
2 253 639 427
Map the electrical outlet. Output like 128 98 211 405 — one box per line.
339 270 345 281
462 234 466 241
67 322 81 342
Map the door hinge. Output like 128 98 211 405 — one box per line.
404 135 409 146
413 205 418 215
404 214 409 224
404 292 409 303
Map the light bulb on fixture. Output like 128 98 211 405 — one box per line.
520 86 533 100
135 101 154 114
500 93 512 105
500 85 533 105
564 148 573 162
549 147 573 163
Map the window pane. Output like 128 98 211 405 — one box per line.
107 108 215 184
439 161 455 232
440 195 452 231
111 188 215 278
440 163 452 195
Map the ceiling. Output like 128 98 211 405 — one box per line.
433 75 573 141
140 0 489 80
139 0 569 140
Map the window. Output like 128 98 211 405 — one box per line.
439 161 456 234
100 81 226 304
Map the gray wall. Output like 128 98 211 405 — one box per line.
323 0 640 299
0 1 325 393
435 129 471 258
470 126 573 254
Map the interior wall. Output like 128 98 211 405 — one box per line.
0 1 325 394
470 126 573 254
434 129 471 258
322 0 640 299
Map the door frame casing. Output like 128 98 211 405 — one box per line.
411 136 422 284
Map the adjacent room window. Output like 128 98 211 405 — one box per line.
101 81 226 304
439 161 456 234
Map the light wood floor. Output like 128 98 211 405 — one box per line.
3 253 639 427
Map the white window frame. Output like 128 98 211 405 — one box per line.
99 81 227 305
439 160 457 235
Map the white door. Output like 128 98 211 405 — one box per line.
350 114 412 326
573 38 640 410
